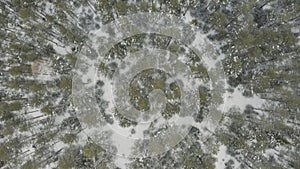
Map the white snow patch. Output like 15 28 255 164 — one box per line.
183 11 194 23
215 145 241 169
222 85 266 112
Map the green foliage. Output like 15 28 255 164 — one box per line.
96 0 115 23
56 1 67 9
152 79 166 89
57 24 84 44
45 14 55 22
41 103 54 115
0 102 22 114
199 86 210 106
97 0 109 12
191 19 199 26
129 4 138 13
168 43 181 53
59 76 72 90
235 30 256 50
31 82 44 92
217 132 231 145
170 82 181 98
129 85 149 111
168 0 181 14
140 2 149 12
0 1 299 168
36 131 57 145
19 122 32 132
19 8 32 19
136 98 149 111
61 133 78 144
0 111 14 122
114 108 137 128
0 144 11 161
29 95 43 106
229 112 245 132
58 147 78 169
189 63 209 79
20 53 39 61
21 160 39 169
3 123 14 136
96 162 109 169
291 155 300 169
162 103 180 119
83 142 104 158
151 3 157 12
65 53 77 66
9 65 31 75
209 11 228 30
116 1 127 15
176 135 216 169
98 62 110 77
8 102 22 111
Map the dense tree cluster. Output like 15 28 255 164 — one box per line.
0 0 299 168
129 127 216 169
189 0 300 168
